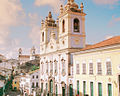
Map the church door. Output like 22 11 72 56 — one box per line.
118 75 120 95
50 80 53 96
62 87 65 96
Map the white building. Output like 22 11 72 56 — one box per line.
20 69 40 96
18 47 40 65
39 0 86 95
0 80 5 88
0 59 19 70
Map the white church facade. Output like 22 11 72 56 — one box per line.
39 0 86 95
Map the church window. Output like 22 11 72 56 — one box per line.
62 41 65 45
50 61 53 74
46 61 48 73
42 32 44 42
62 20 65 33
41 62 44 74
61 58 65 73
74 18 79 32
54 60 57 74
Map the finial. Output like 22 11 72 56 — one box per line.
71 0 74 3
41 20 44 25
68 0 70 2
19 48 22 55
80 3 84 12
31 46 35 55
56 18 59 25
48 11 52 18
60 5 63 14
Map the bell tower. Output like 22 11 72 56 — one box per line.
58 0 86 49
40 12 58 54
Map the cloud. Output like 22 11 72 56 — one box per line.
28 13 41 47
0 0 25 27
109 15 120 26
34 0 64 13
29 25 41 45
0 0 25 58
93 0 119 5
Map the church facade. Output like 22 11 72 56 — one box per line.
39 0 86 95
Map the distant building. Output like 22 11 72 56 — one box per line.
0 75 5 88
18 47 40 65
0 59 19 70
12 76 21 91
0 54 6 62
73 36 120 96
0 80 5 88
19 69 40 96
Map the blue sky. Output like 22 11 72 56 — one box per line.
0 0 120 58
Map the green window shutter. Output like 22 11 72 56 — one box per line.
108 84 112 96
90 82 93 96
41 83 43 92
46 83 48 93
77 81 79 95
98 83 102 96
56 85 58 96
83 81 86 96
50 80 53 94
69 84 73 96
62 87 65 96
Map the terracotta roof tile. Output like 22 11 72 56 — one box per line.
82 36 120 51
19 55 30 58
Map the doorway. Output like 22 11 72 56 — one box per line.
62 87 65 96
118 75 120 95
50 80 53 96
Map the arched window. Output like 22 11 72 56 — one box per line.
54 60 57 74
61 58 65 73
42 32 44 42
62 20 65 33
50 61 53 74
74 18 79 32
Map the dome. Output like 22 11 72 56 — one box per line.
71 2 79 9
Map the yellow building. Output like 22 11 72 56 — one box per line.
12 76 20 91
73 36 120 96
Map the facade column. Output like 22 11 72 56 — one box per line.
58 54 62 96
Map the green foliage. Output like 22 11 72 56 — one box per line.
31 65 39 71
0 87 3 96
0 59 2 63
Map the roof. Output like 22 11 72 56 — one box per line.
19 55 30 58
28 69 39 75
82 36 120 51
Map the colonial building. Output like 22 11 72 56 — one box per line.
12 76 21 91
73 36 120 96
20 69 40 96
39 0 86 95
18 46 40 65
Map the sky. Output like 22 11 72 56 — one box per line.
0 0 120 59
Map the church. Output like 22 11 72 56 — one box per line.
39 0 86 95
